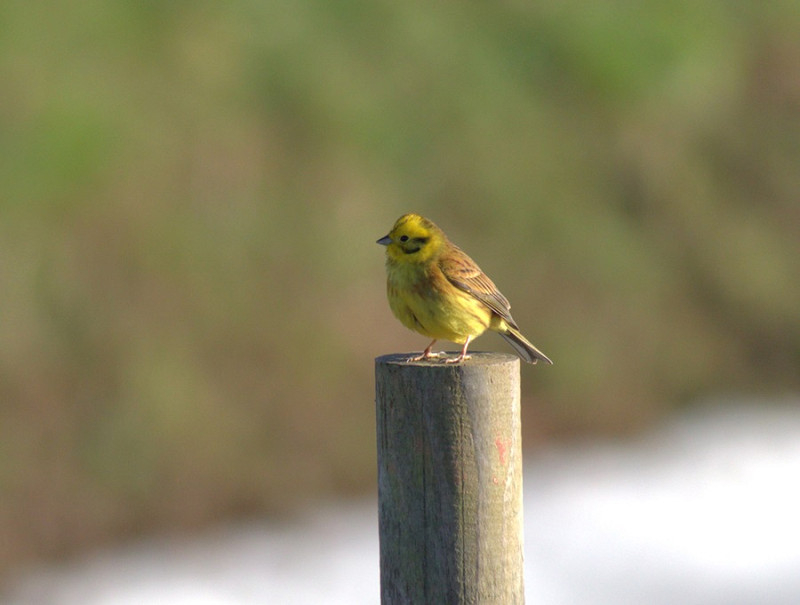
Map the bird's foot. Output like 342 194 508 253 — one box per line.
408 350 445 362
443 336 472 364
407 340 443 362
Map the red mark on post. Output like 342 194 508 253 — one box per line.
495 437 508 466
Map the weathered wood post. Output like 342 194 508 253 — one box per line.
375 352 524 604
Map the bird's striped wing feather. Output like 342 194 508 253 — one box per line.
439 245 518 328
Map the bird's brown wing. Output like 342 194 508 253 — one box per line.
439 244 518 327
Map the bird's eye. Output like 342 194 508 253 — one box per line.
400 235 409 242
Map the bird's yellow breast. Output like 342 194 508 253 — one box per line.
385 258 492 344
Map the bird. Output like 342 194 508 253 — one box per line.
377 213 552 365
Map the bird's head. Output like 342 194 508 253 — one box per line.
377 213 445 263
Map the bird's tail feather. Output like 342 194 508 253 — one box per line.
500 328 553 365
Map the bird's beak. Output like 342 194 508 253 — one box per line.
376 235 392 246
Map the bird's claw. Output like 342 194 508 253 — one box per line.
408 351 446 362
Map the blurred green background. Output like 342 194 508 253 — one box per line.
1 0 798 580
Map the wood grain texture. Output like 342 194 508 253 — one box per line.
375 352 524 604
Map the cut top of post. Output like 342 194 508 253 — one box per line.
375 351 519 368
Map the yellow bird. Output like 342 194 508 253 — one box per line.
377 213 553 365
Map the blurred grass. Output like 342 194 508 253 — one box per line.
1 0 799 578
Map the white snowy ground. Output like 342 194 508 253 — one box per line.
5 401 800 605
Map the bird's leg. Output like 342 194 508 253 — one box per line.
445 335 472 364
409 340 441 362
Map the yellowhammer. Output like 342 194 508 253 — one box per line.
377 213 552 365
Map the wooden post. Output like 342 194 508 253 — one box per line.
375 352 524 604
